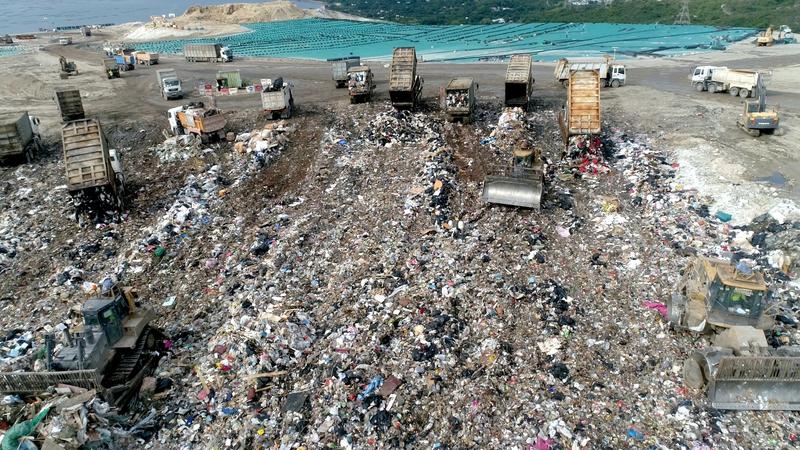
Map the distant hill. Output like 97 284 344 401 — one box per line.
329 0 799 29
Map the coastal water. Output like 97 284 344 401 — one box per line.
2 0 324 34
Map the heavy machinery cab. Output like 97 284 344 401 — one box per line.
671 257 771 330
610 65 626 85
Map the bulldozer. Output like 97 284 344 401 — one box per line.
0 285 164 408
482 108 544 208
59 56 79 79
482 144 544 208
737 73 784 137
667 257 800 410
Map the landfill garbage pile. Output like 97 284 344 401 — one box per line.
0 104 799 449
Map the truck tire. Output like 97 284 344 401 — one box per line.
708 84 717 93
694 82 705 92
739 89 749 98
729 87 739 97
611 79 620 88
561 80 569 89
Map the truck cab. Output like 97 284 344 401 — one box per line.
220 46 233 62
609 64 626 87
167 106 186 135
691 66 726 90
162 77 183 100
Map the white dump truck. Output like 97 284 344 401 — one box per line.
261 78 294 119
156 69 183 100
691 66 761 98
184 44 233 63
62 119 125 217
0 112 41 163
554 56 626 88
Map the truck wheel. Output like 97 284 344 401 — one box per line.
729 87 739 97
694 83 704 92
708 84 717 93
739 89 749 98
611 79 620 88
561 80 569 89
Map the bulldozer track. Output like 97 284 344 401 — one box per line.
107 326 152 386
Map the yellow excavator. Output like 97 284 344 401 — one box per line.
757 27 774 46
737 73 784 137
667 257 800 410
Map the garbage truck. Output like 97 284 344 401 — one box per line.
554 56 626 88
667 257 800 411
0 285 165 408
0 112 41 163
444 78 477 123
504 54 533 110
691 66 760 98
114 53 135 72
55 88 85 122
558 70 601 146
331 56 360 88
261 78 295 119
167 103 227 142
184 43 233 63
347 66 375 104
156 69 183 100
62 119 126 216
389 47 423 110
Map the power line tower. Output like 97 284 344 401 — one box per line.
674 0 691 25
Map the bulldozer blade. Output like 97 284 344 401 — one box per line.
700 351 800 410
482 175 542 209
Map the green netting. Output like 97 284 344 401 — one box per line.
135 19 757 62
0 45 23 58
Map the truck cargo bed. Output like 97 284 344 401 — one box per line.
62 119 112 191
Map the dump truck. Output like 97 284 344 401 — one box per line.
482 107 544 209
114 53 135 71
59 55 78 79
167 103 227 142
62 119 126 215
184 43 233 63
667 257 800 410
330 56 360 88
691 66 760 98
504 54 533 110
389 47 423 110
347 65 374 103
0 285 165 408
554 56 626 88
103 58 120 79
156 69 183 100
261 78 294 119
55 89 85 122
444 78 477 123
558 69 601 146
737 73 783 137
134 51 159 65
0 112 41 163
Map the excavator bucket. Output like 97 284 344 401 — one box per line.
691 348 800 410
482 174 542 208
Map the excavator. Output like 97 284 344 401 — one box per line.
482 108 544 208
737 73 784 137
0 285 164 408
59 56 79 79
667 257 800 410
756 27 774 46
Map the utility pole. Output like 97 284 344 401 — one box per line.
674 0 691 25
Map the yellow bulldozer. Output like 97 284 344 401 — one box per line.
667 257 800 410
